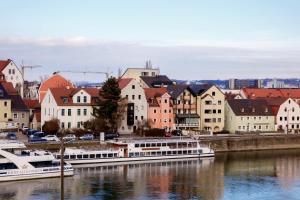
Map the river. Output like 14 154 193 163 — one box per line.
1 149 300 200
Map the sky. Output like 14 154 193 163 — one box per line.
0 0 300 82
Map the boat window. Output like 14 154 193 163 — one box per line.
193 150 197 154
162 143 166 147
183 150 187 154
113 153 118 157
57 155 61 159
169 143 177 149
167 151 172 155
178 151 182 155
141 143 145 147
134 152 139 157
70 155 76 159
198 150 203 154
77 155 82 159
172 151 177 155
129 153 134 157
63 155 69 159
151 143 156 147
140 152 145 156
157 151 161 155
162 151 166 155
90 154 95 159
83 154 89 159
193 142 197 147
157 143 161 147
96 154 101 158
146 152 151 156
108 153 113 157
146 143 150 147
102 154 107 158
188 150 192 154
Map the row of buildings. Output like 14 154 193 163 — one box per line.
1 58 300 134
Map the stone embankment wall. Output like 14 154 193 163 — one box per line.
199 135 300 152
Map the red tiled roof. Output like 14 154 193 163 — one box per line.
49 87 101 106
242 88 300 99
23 99 39 109
144 88 168 100
0 59 11 71
118 78 132 90
39 73 75 102
1 82 17 94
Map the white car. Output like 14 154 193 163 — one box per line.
42 135 60 142
63 134 76 141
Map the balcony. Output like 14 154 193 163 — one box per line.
177 123 199 128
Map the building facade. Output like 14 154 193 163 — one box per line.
0 59 23 97
0 84 12 129
118 78 148 134
41 88 100 129
225 99 275 134
121 67 160 83
144 88 174 131
228 79 263 90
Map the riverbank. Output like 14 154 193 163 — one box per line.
199 134 300 152
24 134 300 152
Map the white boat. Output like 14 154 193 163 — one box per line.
57 138 214 165
0 140 74 182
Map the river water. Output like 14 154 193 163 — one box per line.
1 149 300 200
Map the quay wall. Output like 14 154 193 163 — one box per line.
199 135 300 152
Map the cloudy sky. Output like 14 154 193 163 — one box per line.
0 0 300 82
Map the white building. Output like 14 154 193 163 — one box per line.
0 59 23 97
266 98 300 133
41 87 100 129
118 78 148 134
121 66 160 83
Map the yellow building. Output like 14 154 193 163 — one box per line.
225 99 275 134
191 85 225 133
0 84 12 129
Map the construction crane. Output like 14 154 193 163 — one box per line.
21 62 42 81
55 70 110 80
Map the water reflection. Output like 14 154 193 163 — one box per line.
1 150 300 200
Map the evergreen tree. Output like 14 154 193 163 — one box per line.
93 77 122 131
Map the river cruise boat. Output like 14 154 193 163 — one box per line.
0 140 74 182
57 138 214 165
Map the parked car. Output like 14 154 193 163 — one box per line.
31 132 47 138
80 134 94 141
28 136 47 143
6 132 17 140
63 134 76 141
104 132 119 140
27 129 38 137
164 132 172 137
171 129 183 136
42 135 60 142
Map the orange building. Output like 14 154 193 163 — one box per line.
144 88 174 131
39 73 75 102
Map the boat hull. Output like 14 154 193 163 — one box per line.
66 153 214 165
0 169 74 182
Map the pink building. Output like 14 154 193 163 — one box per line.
144 88 174 131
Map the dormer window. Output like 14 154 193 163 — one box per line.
83 96 87 103
77 96 80 103
62 97 68 104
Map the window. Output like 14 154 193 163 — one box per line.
12 69 15 74
132 85 135 89
218 100 222 105
212 91 215 96
138 95 141 100
164 109 167 113
132 95 135 100
218 109 221 114
126 95 128 99
68 109 71 116
61 109 65 116
77 109 81 116
4 101 7 106
165 99 168 103
8 69 11 74
135 116 138 120
77 96 80 103
141 116 144 120
77 122 80 128
205 101 212 105
4 113 7 118
13 113 17 119
63 98 68 104
218 118 221 122
83 96 87 103
292 116 295 121
213 109 216 114
280 117 282 121
153 109 156 113
61 122 65 128
83 109 87 116
22 113 25 118
284 117 287 121
67 122 71 128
